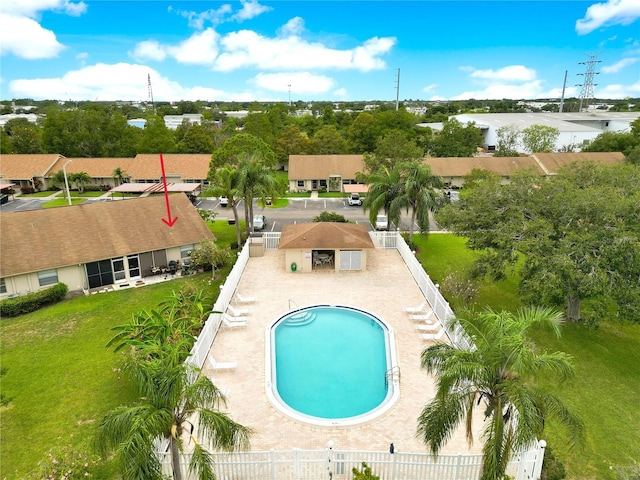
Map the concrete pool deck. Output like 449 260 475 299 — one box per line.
205 248 485 455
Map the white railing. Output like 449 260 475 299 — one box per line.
185 241 251 369
159 443 547 480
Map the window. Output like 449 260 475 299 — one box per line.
319 180 327 187
38 269 58 286
297 180 305 188
0 278 6 294
180 244 194 259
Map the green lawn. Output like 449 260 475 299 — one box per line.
2 231 638 478
17 191 60 198
417 233 640 479
72 191 109 197
41 198 86 208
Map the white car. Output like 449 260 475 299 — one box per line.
375 214 388 231
253 214 266 231
219 196 228 207
347 193 362 206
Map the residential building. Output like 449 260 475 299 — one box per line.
0 194 213 298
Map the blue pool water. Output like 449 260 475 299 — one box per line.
272 306 389 420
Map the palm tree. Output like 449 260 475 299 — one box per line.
361 165 404 231
69 171 92 194
209 165 243 246
396 162 445 244
237 156 279 235
98 292 253 479
417 307 584 480
96 358 253 480
112 166 129 186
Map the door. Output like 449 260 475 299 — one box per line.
112 258 126 282
127 255 141 279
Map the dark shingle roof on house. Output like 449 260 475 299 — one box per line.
278 223 374 249
0 194 213 277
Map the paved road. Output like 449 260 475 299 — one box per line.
1 195 439 232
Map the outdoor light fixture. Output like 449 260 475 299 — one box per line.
62 159 73 206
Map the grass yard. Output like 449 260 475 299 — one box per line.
416 233 640 479
41 198 86 208
16 191 60 198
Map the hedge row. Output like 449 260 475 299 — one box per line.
0 283 68 317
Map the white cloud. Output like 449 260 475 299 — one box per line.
450 80 546 100
213 30 395 72
576 0 640 35
601 57 638 73
422 83 438 94
278 17 305 37
596 80 640 98
131 40 167 62
169 4 232 30
231 0 272 22
252 71 335 94
333 88 348 99
470 65 537 82
0 0 86 17
7 62 258 101
0 13 65 59
166 28 220 65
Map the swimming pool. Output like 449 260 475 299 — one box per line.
266 305 399 426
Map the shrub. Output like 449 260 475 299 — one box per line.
0 283 68 317
541 445 567 480
20 186 35 194
352 462 379 480
82 184 103 192
313 211 349 223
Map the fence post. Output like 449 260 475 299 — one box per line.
531 440 546 480
271 449 276 480
454 453 462 480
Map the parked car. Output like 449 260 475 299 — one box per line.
347 192 362 206
0 194 8 205
253 214 266 231
375 214 388 231
219 196 228 207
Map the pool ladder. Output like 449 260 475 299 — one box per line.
385 366 401 387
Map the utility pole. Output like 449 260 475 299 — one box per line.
576 54 601 112
288 84 291 108
395 68 400 111
559 70 568 113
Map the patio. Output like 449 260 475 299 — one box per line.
204 248 485 455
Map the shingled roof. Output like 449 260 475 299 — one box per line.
278 223 374 250
288 155 364 180
0 194 213 277
0 154 64 180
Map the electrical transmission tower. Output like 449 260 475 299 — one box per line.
147 73 155 111
576 54 601 112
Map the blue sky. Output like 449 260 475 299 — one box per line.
1 0 639 102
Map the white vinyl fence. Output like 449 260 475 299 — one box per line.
171 230 545 479
160 443 546 480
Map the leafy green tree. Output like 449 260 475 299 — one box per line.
417 307 584 480
309 125 349 154
362 130 423 174
436 163 640 322
209 133 277 170
103 111 140 157
521 124 559 154
137 114 177 154
347 112 380 154
177 124 215 153
426 119 483 157
272 124 312 167
583 131 639 156
3 118 42 154
0 127 13 153
494 124 521 157
189 239 232 278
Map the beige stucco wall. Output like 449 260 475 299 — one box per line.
1 264 85 299
284 249 310 272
